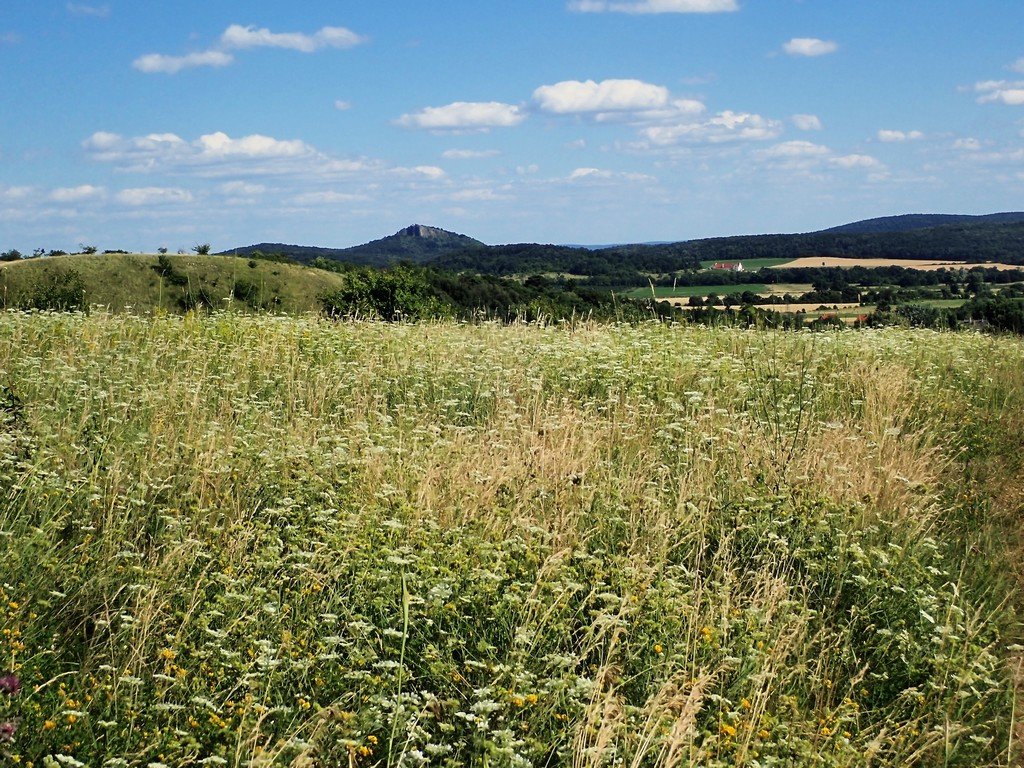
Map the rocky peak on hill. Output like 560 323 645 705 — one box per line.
398 224 456 240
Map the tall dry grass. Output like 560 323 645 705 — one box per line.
0 312 1022 766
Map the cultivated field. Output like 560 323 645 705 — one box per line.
771 257 1023 271
1 313 1023 766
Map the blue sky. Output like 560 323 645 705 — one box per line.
1 1 1023 252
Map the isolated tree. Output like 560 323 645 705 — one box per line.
157 247 168 255
79 244 98 255
0 249 22 262
193 243 212 256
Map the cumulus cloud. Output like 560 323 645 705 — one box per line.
753 142 884 176
566 167 654 182
877 129 924 142
67 3 110 17
449 188 508 202
442 149 502 159
1012 58 1024 74
761 140 830 158
197 132 310 159
49 185 105 202
134 23 365 75
398 102 525 130
568 0 738 13
639 111 783 145
783 38 838 57
82 130 371 179
220 24 364 52
219 181 266 196
393 166 447 179
115 187 193 206
974 80 1024 105
334 100 353 111
534 79 669 114
0 186 33 201
791 114 823 131
830 154 881 169
293 191 367 205
133 50 234 74
954 138 982 151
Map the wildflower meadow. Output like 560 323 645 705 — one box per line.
1 311 1023 766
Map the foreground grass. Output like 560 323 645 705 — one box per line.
1 313 1023 766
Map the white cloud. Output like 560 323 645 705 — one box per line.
442 149 502 159
610 98 706 124
133 50 234 74
50 185 105 202
791 114 823 131
982 90 1024 105
1012 58 1024 74
783 38 838 57
565 139 587 150
82 130 370 179
197 132 311 159
640 111 783 145
0 186 33 201
293 191 367 205
334 100 353 111
67 3 110 17
568 0 738 13
83 131 123 151
569 167 613 180
449 188 508 201
566 167 656 182
954 138 982 151
877 129 924 142
219 181 266 195
220 24 364 52
761 141 830 158
115 187 193 206
830 154 881 169
398 102 526 130
393 166 447 180
973 79 1024 105
134 24 365 75
534 78 669 114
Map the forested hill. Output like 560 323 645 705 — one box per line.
819 212 1024 235
222 224 484 267
427 219 1024 280
219 216 1024 282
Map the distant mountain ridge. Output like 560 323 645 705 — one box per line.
221 213 1024 278
221 224 484 267
818 212 1024 235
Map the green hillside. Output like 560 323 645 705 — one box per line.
222 224 485 267
0 253 349 313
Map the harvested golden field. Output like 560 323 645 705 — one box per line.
772 257 1022 271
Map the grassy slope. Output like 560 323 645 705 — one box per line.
0 254 348 313
1 315 1022 766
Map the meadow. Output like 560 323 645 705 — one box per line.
1 311 1023 766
